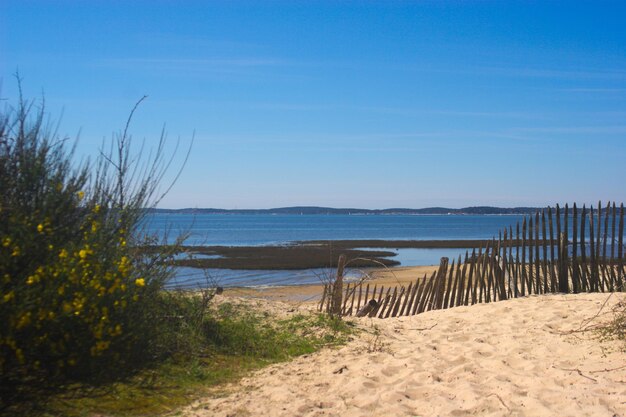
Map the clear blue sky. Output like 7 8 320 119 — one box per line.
2 1 625 209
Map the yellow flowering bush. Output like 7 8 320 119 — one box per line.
0 90 178 399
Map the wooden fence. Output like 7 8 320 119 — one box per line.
319 202 625 318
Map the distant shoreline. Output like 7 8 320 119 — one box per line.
151 206 544 216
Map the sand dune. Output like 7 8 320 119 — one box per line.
184 293 626 417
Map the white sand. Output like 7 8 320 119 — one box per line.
184 293 626 417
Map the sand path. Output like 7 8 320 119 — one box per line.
184 293 626 417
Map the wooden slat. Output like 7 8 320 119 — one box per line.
342 283 351 315
581 205 587 264
515 222 521 297
505 226 515 298
478 243 490 303
508 234 516 298
555 204 562 296
456 252 468 307
348 283 357 316
464 249 475 305
400 278 420 316
534 212 541 294
399 282 413 316
406 274 426 316
528 216 535 294
378 287 393 318
602 201 611 291
368 285 383 317
560 204 569 293
389 286 405 318
521 218 528 296
618 203 624 291
331 255 346 317
356 282 363 312
548 207 556 292
449 254 462 307
433 257 449 310
572 203 579 293
499 231 507 299
589 206 598 292
472 246 481 303
362 284 370 312
596 200 602 264
443 258 456 309
418 272 436 314
580 205 588 291
407 274 428 316
603 201 610 262
611 202 617 260
498 241 508 301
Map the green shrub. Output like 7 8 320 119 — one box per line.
0 89 180 404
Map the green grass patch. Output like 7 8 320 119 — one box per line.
5 302 355 417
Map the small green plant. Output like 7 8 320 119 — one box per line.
602 299 626 349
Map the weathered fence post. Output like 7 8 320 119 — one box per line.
330 254 346 318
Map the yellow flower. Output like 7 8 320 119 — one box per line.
59 249 68 259
77 190 85 200
16 313 32 329
2 237 11 247
94 204 101 213
2 291 14 303
37 224 44 233
135 278 145 287
79 249 88 259
15 348 25 364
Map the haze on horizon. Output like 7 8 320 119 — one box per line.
2 1 625 210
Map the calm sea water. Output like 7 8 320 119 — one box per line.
144 213 529 246
145 213 534 288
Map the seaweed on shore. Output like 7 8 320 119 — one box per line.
173 245 400 270
163 239 494 270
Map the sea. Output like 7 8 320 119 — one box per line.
144 213 534 289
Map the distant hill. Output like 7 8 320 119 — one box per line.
152 206 543 215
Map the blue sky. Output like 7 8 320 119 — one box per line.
2 1 626 209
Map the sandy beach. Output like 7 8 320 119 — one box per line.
183 285 626 417
222 265 440 303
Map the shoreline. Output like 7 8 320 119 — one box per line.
221 265 441 303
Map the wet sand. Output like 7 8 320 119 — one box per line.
222 265 440 303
